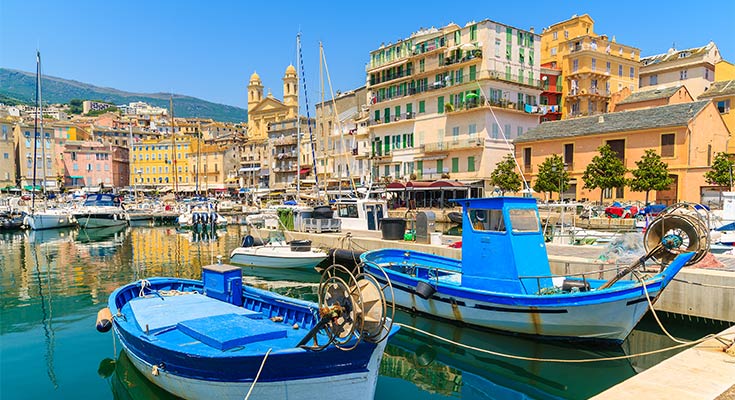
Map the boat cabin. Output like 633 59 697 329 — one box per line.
333 198 386 231
455 197 552 294
83 193 122 207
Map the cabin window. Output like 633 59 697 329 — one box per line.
338 204 359 218
468 209 505 232
509 209 539 232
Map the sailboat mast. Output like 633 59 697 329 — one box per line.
31 51 41 212
39 53 48 202
297 35 320 201
296 33 301 199
170 96 179 198
196 121 201 196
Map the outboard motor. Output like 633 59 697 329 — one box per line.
210 212 217 226
192 212 201 225
201 212 209 225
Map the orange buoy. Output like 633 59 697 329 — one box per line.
96 307 113 333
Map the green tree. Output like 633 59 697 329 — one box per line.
629 149 674 205
582 144 628 205
68 99 83 114
705 152 734 188
532 154 569 201
489 154 522 195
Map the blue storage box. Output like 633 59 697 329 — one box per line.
202 264 243 306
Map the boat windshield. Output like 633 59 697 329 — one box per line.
468 209 505 232
83 194 120 207
337 204 359 218
509 209 540 232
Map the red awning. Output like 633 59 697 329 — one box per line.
406 181 433 188
386 182 406 189
430 180 464 188
299 167 311 175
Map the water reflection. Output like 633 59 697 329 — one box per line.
0 224 728 400
105 351 181 400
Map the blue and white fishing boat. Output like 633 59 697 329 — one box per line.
361 197 708 343
98 263 397 400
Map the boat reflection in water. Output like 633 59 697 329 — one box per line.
28 226 77 245
378 311 639 400
102 351 179 400
76 225 128 258
239 264 322 303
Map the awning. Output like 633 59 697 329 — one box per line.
70 175 84 179
239 167 260 173
225 177 239 183
23 185 42 191
259 169 270 177
299 167 311 175
415 155 446 161
386 182 405 189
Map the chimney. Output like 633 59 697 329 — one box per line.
598 115 605 123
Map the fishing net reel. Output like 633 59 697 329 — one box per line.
300 263 394 351
643 202 710 266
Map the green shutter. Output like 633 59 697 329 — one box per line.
437 160 443 174
395 105 401 118
384 108 390 121
451 157 459 173
419 100 425 113
402 134 406 148
438 96 444 113
469 65 476 81
417 160 423 177
384 138 390 154
374 110 380 122
406 103 413 114
468 156 475 172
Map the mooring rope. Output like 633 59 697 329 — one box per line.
395 323 732 363
244 348 272 400
673 277 735 290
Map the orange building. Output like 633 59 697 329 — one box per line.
515 100 729 204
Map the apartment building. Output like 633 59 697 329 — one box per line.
13 123 61 190
698 60 735 153
639 42 721 99
515 100 729 204
0 120 16 188
189 143 238 193
130 136 198 190
366 20 542 187
315 86 371 187
60 141 115 188
267 117 315 190
541 14 640 118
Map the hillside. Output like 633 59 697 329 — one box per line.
0 68 247 123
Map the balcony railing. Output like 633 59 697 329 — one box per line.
273 136 297 146
441 50 482 66
423 138 484 153
369 112 416 126
370 68 414 86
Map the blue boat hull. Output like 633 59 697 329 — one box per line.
108 278 395 400
362 249 691 343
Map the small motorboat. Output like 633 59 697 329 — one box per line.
73 193 129 229
230 236 328 269
178 203 227 230
362 198 709 343
98 263 398 400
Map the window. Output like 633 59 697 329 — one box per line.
418 100 425 113
572 59 578 72
437 96 444 114
649 75 658 85
452 126 459 143
606 139 625 161
419 59 425 73
468 156 475 172
491 123 499 139
437 160 444 174
716 100 731 113
661 134 675 157
338 204 359 218
618 65 623 77
550 47 557 56
591 58 596 71
629 67 634 79
2 153 7 159
564 143 574 166
469 209 505 232
495 39 501 57
504 124 511 138
509 209 539 232
680 70 687 80
451 157 459 173
553 31 558 40
468 124 477 139
517 126 523 138
606 61 611 74
469 24 477 41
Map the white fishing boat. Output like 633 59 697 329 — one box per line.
24 208 77 230
230 237 328 269
177 203 227 230
73 193 129 229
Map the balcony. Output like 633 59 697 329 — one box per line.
370 68 414 87
423 138 484 153
369 112 416 126
273 136 297 146
441 50 483 67
487 70 543 89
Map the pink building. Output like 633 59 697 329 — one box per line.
62 141 115 189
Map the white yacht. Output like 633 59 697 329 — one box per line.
24 208 77 230
73 193 129 229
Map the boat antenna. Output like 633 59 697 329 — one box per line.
321 43 358 197
297 33 321 200
474 82 531 193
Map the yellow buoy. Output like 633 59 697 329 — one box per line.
96 307 113 333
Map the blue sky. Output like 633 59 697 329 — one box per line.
1 0 733 113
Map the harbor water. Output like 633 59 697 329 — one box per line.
0 224 727 400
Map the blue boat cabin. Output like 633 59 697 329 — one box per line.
455 197 553 294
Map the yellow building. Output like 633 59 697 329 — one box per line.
698 61 735 153
130 135 199 191
189 143 239 193
541 14 640 118
245 67 299 186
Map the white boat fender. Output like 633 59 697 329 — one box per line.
96 307 113 332
415 281 436 299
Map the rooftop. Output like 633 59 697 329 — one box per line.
617 85 684 105
698 80 735 99
515 100 710 143
641 41 717 66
